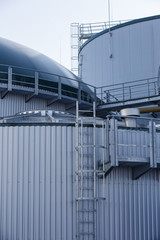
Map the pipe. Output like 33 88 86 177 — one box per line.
139 106 160 114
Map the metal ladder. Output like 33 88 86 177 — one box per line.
75 101 106 240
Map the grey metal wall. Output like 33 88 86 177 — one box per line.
0 93 65 117
0 125 76 240
98 167 160 240
0 124 160 240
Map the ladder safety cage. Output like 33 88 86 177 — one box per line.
75 101 106 240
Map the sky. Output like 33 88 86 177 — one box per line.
0 0 160 71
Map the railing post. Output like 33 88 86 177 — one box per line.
147 79 150 97
155 82 158 95
101 87 103 104
114 118 118 166
110 118 118 166
58 76 62 99
8 66 12 91
106 119 110 162
94 87 96 106
149 120 154 168
35 72 38 95
122 83 124 101
106 90 110 103
153 122 157 168
78 81 81 104
129 86 131 99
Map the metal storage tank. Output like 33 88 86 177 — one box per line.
0 112 160 240
79 15 160 88
0 37 93 117
0 17 160 240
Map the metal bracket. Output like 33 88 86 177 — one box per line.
1 89 9 99
65 101 76 110
25 93 35 103
104 162 113 177
25 72 39 103
132 164 151 180
47 77 62 106
47 96 59 106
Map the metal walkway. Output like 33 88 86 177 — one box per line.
75 102 105 240
96 76 160 114
102 115 160 179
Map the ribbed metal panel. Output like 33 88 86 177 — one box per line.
0 125 75 240
0 93 65 117
98 167 160 240
0 124 160 240
117 128 150 160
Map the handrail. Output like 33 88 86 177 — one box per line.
0 63 159 107
96 76 157 89
0 63 96 88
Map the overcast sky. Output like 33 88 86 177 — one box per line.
0 0 160 71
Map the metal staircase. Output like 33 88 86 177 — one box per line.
75 101 105 240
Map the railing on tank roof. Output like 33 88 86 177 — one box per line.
0 64 160 110
96 76 159 106
79 20 131 41
0 64 97 106
71 19 131 75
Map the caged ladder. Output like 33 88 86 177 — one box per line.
75 101 106 240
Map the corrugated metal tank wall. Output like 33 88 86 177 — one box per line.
79 18 160 87
0 124 160 239
98 167 160 240
0 93 65 117
0 125 75 240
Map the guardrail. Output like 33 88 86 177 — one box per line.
104 115 160 179
0 64 159 109
0 64 97 105
96 77 159 105
79 20 131 40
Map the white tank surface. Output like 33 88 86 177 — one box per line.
79 15 160 88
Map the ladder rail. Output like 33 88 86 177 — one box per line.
75 101 106 240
